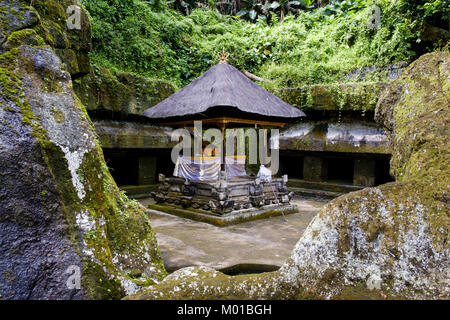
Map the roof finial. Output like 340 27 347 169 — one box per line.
218 50 229 64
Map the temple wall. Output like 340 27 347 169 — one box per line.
272 82 395 194
278 121 391 154
94 120 390 154
88 81 395 196
94 121 175 149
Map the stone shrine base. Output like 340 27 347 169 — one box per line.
150 175 296 225
148 202 298 227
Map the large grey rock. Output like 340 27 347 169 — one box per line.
0 1 166 300
0 0 39 45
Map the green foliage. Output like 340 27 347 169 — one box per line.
81 0 449 89
311 0 367 20
237 0 311 22
391 0 449 27
237 0 265 21
81 0 216 88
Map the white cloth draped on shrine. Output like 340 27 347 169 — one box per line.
173 156 246 181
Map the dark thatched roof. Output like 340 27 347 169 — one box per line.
142 63 305 120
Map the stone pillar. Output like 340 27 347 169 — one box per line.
303 156 328 182
353 159 376 187
138 156 157 185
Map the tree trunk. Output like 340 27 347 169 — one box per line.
242 70 271 82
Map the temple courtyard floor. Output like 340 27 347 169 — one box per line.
139 196 327 273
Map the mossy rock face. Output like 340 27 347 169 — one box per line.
33 0 92 78
0 1 39 45
73 66 175 118
280 181 448 300
3 28 45 51
375 51 450 190
0 5 165 299
0 0 91 79
125 266 294 300
127 53 449 300
276 82 387 115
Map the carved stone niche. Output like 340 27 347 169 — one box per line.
276 181 287 194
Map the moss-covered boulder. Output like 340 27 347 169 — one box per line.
0 0 91 79
125 266 293 300
0 1 39 44
375 52 449 189
127 52 449 300
279 53 449 299
73 66 175 118
0 2 165 300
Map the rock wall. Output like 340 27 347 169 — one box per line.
0 0 91 79
277 82 387 114
93 120 175 150
0 0 166 300
127 52 449 300
280 51 449 300
273 83 393 155
32 0 92 78
73 67 175 119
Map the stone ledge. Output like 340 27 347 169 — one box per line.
94 120 175 149
288 179 363 193
288 187 346 199
121 184 159 198
147 203 299 227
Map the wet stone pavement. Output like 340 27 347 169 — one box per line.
139 197 327 273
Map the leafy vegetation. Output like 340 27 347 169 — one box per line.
80 0 449 89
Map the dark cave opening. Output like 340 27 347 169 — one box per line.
103 148 174 187
279 154 304 179
325 157 355 184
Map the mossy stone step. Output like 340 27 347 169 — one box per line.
288 179 363 193
288 187 344 199
120 184 159 198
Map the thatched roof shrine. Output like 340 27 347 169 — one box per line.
143 62 305 127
